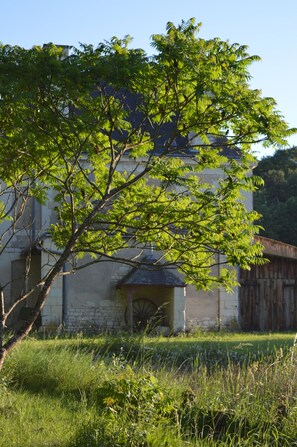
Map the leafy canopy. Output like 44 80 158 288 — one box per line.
0 18 294 291
254 147 297 246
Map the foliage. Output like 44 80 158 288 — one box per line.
254 147 297 245
0 18 295 367
0 334 296 446
70 368 175 447
96 367 169 419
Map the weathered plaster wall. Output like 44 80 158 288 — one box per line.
185 285 220 329
40 242 63 329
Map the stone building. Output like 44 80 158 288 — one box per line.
3 152 249 334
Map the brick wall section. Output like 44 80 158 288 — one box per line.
64 263 131 332
219 284 239 328
65 297 126 332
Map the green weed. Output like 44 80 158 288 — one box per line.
0 332 296 446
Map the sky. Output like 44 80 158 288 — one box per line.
1 0 297 157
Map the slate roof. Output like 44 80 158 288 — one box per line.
89 85 241 160
117 254 186 287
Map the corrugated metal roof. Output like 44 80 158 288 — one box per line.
117 255 186 287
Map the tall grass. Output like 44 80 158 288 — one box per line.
0 332 296 446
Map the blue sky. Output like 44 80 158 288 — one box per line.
1 0 297 156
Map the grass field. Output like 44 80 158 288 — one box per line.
0 331 296 446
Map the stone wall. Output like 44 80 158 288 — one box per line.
64 296 126 332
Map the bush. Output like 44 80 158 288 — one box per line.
70 367 177 447
96 366 168 419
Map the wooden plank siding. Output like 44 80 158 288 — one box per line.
239 237 297 331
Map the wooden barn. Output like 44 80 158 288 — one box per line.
240 236 297 331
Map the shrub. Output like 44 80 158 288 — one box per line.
70 367 177 447
96 366 174 421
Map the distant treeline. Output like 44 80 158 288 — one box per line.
254 147 297 246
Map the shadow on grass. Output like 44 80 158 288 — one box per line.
89 332 296 372
4 331 296 398
32 331 297 367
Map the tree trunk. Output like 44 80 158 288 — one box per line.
0 348 7 370
0 285 6 370
0 246 70 370
0 197 116 370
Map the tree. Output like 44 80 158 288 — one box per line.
254 147 297 245
0 19 294 368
